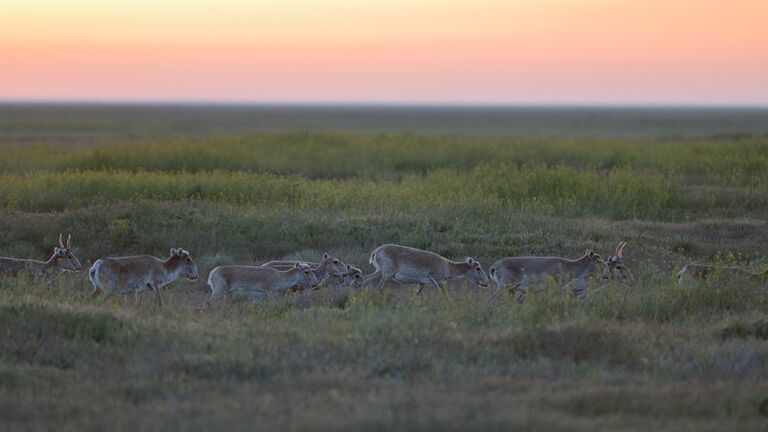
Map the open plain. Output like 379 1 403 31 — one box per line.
1 105 768 430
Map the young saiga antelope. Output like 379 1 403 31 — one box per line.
88 248 199 309
362 244 489 295
489 248 603 302
0 233 82 279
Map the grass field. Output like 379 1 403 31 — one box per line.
1 106 768 431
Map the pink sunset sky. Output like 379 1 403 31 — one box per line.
1 0 767 104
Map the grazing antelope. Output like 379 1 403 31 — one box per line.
208 262 318 301
489 249 603 302
88 248 199 309
602 241 635 286
260 253 347 287
362 244 490 294
677 263 768 288
0 233 82 278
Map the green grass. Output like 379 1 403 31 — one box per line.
2 133 768 185
2 278 768 430
1 118 768 430
0 165 686 219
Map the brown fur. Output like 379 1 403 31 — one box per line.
260 253 346 287
362 244 489 294
489 249 602 301
208 262 318 301
88 248 198 309
0 233 81 279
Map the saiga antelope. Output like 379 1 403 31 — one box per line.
602 240 635 286
88 248 199 309
488 248 604 302
362 244 489 294
0 233 82 279
260 253 347 287
334 264 364 289
208 262 318 301
313 263 364 290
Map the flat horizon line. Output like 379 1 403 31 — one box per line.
1 99 768 110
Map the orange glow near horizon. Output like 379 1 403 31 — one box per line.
1 0 767 104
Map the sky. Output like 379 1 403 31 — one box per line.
1 0 767 105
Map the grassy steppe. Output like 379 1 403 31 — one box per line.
1 121 768 430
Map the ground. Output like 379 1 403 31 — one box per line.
1 106 767 431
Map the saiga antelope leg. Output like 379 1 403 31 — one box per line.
362 270 381 289
150 283 163 309
428 276 447 297
376 272 393 292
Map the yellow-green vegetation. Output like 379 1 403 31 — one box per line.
1 109 768 430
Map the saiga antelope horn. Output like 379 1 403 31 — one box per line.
617 240 626 257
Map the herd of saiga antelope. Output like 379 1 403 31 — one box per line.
1 234 766 309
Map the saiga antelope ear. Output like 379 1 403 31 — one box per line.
466 257 475 265
54 247 66 256
323 253 330 260
295 262 302 269
170 248 179 256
